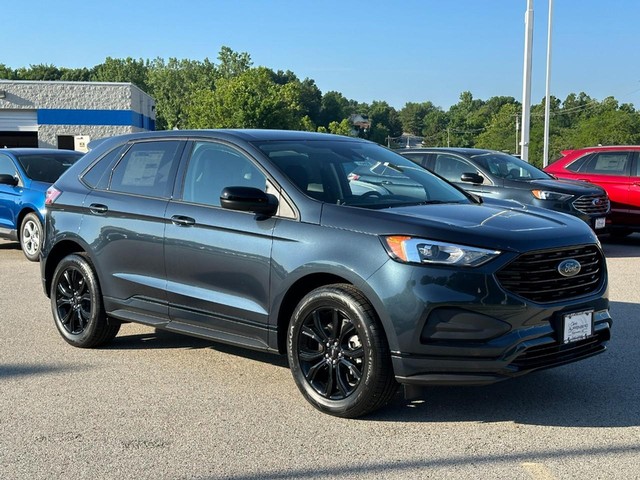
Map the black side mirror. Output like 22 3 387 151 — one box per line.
460 172 484 184
0 174 18 186
220 186 278 217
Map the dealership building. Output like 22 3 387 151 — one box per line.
0 80 155 151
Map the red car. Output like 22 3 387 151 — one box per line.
545 146 640 237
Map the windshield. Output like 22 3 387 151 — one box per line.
255 139 472 209
470 152 550 180
17 153 82 183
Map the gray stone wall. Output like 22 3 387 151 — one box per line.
0 81 155 149
37 125 143 149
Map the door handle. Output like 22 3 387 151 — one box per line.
171 215 195 226
89 203 108 214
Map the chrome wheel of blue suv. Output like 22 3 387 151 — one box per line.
20 213 42 261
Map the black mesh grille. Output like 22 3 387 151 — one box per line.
572 194 610 215
496 245 604 303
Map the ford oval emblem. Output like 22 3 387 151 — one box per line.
558 259 581 277
592 198 602 206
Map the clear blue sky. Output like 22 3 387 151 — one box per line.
4 0 639 109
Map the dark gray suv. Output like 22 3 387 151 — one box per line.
41 130 612 418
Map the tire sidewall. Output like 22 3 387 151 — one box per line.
51 254 104 347
287 286 380 416
20 213 43 261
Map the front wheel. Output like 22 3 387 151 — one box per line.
20 213 43 261
51 254 120 348
287 284 397 418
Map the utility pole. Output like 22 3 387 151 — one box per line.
543 0 554 167
520 0 534 162
515 115 520 155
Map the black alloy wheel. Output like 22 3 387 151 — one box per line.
51 254 120 348
288 284 397 418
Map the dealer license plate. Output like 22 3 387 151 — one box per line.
595 217 606 229
563 310 593 343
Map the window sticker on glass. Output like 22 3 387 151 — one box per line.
122 152 163 186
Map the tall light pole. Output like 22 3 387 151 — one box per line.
543 0 554 167
520 0 534 162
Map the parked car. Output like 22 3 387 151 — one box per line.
544 146 640 237
0 148 83 260
41 130 611 418
399 148 610 231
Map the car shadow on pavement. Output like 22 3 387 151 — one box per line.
600 233 640 258
0 241 19 251
104 327 290 368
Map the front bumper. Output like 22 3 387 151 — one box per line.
364 249 611 386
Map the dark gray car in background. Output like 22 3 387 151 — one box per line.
399 147 610 231
41 130 611 418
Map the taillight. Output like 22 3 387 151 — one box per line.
45 186 62 205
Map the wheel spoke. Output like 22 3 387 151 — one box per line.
344 347 364 359
335 364 352 397
305 358 326 383
339 358 362 381
330 309 340 339
301 325 323 346
298 348 324 362
324 364 336 397
338 320 356 343
311 311 329 342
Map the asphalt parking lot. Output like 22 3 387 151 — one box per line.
1 236 639 480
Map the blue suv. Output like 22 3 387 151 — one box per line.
0 148 82 260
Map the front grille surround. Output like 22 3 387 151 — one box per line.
496 245 605 303
572 194 610 215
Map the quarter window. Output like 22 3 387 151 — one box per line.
109 141 182 198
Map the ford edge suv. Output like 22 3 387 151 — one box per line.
41 130 612 418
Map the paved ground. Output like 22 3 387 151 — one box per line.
1 236 639 479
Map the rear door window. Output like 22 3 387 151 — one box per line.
109 141 183 198
581 152 632 176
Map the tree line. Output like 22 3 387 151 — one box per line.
2 46 638 167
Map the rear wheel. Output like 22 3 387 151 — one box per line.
20 213 43 261
287 284 397 418
51 254 120 348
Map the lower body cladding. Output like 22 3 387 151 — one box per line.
364 249 612 387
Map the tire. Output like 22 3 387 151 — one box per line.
609 229 632 239
51 254 120 348
20 213 43 261
287 284 398 418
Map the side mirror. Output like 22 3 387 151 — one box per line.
220 186 278 216
0 174 18 186
460 172 484 184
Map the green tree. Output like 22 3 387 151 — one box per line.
318 91 351 127
186 67 303 129
216 46 252 79
475 103 521 154
91 57 149 91
0 64 16 79
147 57 216 130
15 64 62 80
327 119 353 136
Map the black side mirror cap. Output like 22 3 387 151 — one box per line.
461 172 484 184
220 186 278 216
0 174 18 186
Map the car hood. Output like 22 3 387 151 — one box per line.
321 201 597 252
523 178 605 195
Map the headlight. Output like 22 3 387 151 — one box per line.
531 190 573 201
381 236 501 267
